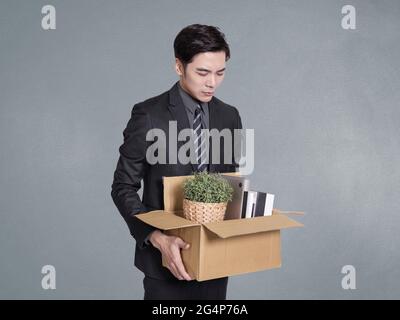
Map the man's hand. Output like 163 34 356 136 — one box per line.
149 230 192 281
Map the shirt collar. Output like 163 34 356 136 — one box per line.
177 82 207 114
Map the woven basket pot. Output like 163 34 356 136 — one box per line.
183 198 227 224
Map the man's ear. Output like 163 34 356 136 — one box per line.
175 58 184 76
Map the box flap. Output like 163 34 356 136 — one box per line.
203 214 303 239
136 210 199 230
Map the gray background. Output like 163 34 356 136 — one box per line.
1 0 399 299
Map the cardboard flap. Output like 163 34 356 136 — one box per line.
272 208 305 216
136 210 199 230
203 214 303 239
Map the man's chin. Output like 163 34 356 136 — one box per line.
198 95 213 103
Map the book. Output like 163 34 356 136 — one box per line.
264 193 275 216
241 191 256 218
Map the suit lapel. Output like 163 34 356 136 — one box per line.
167 82 191 133
167 82 196 172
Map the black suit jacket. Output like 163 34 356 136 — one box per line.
111 82 243 280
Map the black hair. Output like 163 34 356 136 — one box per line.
174 24 230 68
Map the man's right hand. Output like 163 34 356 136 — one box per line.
149 230 192 281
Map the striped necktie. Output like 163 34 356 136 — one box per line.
193 105 207 172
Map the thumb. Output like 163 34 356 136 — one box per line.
176 238 190 249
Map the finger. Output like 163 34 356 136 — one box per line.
174 257 192 281
169 262 183 280
168 263 181 280
176 238 190 249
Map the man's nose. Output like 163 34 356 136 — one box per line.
205 75 216 88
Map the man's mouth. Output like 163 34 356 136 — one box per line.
203 91 214 96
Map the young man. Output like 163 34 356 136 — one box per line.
111 24 243 300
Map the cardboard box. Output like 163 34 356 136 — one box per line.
136 174 303 281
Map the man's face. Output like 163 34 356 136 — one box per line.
176 51 226 102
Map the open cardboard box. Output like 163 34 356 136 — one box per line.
136 173 303 281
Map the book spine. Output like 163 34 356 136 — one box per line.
241 191 249 218
264 193 275 216
253 192 266 217
243 191 256 218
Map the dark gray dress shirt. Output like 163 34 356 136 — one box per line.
177 82 209 130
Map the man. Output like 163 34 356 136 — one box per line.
111 24 243 300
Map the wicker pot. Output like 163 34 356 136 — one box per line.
183 198 227 224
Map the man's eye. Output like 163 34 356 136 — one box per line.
217 73 224 76
198 73 207 76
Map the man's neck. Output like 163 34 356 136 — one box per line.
178 80 198 102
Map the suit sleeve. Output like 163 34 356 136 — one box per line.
111 104 157 249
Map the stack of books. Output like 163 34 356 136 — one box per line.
222 175 275 220
241 191 275 218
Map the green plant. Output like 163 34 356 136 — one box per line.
183 172 234 203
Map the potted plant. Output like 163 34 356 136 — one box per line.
182 172 234 223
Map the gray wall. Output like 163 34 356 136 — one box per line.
1 0 399 299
